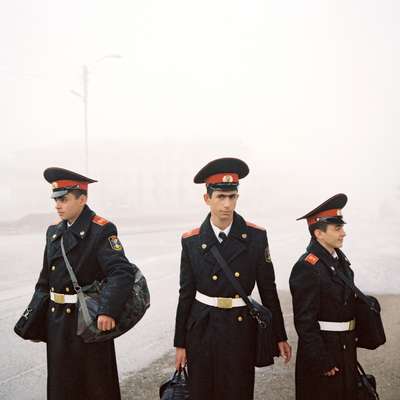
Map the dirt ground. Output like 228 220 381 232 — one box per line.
120 293 399 400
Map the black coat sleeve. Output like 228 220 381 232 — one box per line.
289 260 336 374
173 238 196 348
256 231 287 342
96 222 136 320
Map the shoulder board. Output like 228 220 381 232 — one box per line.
92 215 109 226
305 253 319 266
245 221 266 231
182 227 200 239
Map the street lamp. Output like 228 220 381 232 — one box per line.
71 54 122 174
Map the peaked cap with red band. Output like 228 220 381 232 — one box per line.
193 157 249 190
297 193 347 226
44 167 97 199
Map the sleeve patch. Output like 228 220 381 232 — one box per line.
182 227 200 239
108 235 123 251
92 215 109 226
305 253 319 265
245 221 266 231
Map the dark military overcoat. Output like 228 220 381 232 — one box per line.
34 205 135 400
289 239 358 400
174 212 287 400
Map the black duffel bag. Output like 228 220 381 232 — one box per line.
14 289 49 342
61 237 150 343
355 295 386 350
159 368 190 400
334 269 386 350
357 361 379 400
248 297 276 367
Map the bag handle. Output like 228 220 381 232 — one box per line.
356 361 380 399
61 237 97 333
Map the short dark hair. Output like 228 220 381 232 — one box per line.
69 189 87 199
308 221 329 239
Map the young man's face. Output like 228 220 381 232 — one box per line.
315 224 346 250
204 190 239 222
54 193 87 223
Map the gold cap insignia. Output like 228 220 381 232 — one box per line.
222 175 233 183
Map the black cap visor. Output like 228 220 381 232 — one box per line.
51 189 69 199
313 216 346 225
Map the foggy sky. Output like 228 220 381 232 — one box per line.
0 0 399 221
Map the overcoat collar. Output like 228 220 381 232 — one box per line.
49 205 95 261
199 212 249 272
307 239 352 288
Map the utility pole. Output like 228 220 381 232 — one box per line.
83 65 89 174
71 55 121 174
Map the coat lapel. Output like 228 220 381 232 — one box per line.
48 205 95 263
48 221 67 262
199 215 219 271
307 240 345 288
222 213 248 265
200 212 249 273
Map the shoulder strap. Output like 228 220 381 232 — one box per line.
61 237 97 333
210 246 253 309
332 267 378 312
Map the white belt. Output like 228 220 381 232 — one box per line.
195 291 246 309
50 292 78 304
318 319 356 332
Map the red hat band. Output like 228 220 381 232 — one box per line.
52 180 89 191
307 208 343 225
205 173 239 185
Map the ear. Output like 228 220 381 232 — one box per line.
314 228 323 240
79 195 88 206
203 193 210 205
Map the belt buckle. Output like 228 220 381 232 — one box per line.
53 293 65 304
217 297 232 309
349 319 356 331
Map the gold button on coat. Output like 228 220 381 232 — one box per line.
65 287 70 293
237 316 243 322
212 275 218 281
235 294 240 298
51 266 56 271
241 233 247 239
201 244 207 249
51 287 54 292
66 308 71 314
234 272 240 278
51 307 55 312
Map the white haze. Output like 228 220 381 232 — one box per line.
0 1 399 292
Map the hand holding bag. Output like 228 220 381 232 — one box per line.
159 367 190 400
61 237 150 343
210 246 275 367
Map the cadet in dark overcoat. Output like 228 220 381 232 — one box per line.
34 167 135 400
289 194 359 400
174 158 292 400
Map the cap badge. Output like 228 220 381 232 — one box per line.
222 175 233 183
52 182 58 188
337 210 342 216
